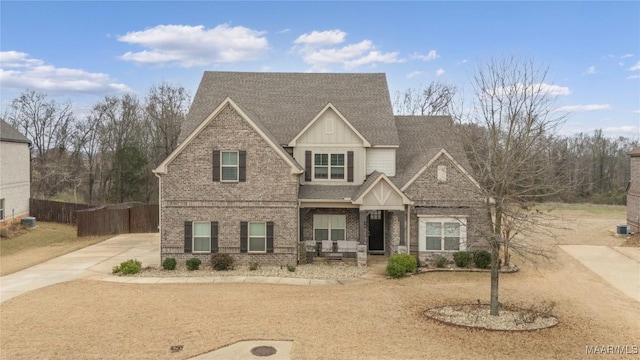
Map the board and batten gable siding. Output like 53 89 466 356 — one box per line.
159 103 299 265
403 154 490 256
293 108 366 185
366 148 396 176
0 140 30 221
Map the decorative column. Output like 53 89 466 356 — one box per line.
393 210 407 254
357 210 370 267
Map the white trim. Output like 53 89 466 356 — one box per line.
352 173 413 205
153 97 303 175
313 152 346 181
288 103 371 147
299 200 358 209
401 148 482 191
370 145 399 148
417 216 468 252
192 221 212 254
220 150 239 182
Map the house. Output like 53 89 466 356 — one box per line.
0 119 31 225
627 147 640 233
154 72 490 266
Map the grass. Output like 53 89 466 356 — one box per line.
0 221 111 275
535 202 626 215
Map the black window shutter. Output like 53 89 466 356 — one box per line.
184 221 192 253
212 150 220 182
238 150 246 182
305 151 312 182
266 222 274 253
240 221 248 253
347 151 354 182
211 221 218 253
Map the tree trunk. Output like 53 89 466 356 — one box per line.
490 241 500 316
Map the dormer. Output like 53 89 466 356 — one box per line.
290 103 369 185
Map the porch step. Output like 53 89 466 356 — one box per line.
325 253 344 261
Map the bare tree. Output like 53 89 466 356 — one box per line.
145 82 189 163
393 82 456 115
458 57 569 315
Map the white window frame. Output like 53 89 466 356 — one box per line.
221 151 239 182
314 152 345 180
437 165 447 182
418 216 467 252
313 214 346 241
193 221 211 253
248 222 267 253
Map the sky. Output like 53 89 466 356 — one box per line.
1 1 639 138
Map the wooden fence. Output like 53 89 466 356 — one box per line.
77 203 158 237
29 198 90 225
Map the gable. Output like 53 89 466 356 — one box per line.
154 98 303 176
401 149 481 192
289 104 370 147
352 172 412 210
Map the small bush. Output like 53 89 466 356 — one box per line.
186 257 201 271
473 250 492 269
385 253 417 278
386 261 406 278
286 264 296 272
162 258 177 270
453 251 473 268
249 262 259 271
210 253 234 271
112 259 142 275
435 256 448 268
415 256 422 268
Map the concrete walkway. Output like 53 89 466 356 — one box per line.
0 233 159 303
560 245 640 302
1 233 386 304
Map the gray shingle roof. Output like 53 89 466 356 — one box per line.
351 170 384 201
393 116 472 188
179 72 399 146
298 185 361 200
0 119 30 144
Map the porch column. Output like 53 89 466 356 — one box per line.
393 210 407 254
357 210 371 267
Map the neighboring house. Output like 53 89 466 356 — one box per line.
0 119 31 225
627 147 640 233
154 72 490 266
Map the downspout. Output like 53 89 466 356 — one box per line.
154 172 162 257
406 204 410 254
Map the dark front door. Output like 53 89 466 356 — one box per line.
368 211 384 253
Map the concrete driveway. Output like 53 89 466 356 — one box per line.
560 245 640 302
0 233 159 303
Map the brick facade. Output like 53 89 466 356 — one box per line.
403 154 491 263
159 104 299 266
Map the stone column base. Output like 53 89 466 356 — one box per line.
357 245 368 267
397 245 407 254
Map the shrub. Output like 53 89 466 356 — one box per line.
210 253 234 271
162 258 177 270
112 259 142 275
415 256 422 268
453 251 473 268
435 256 448 268
473 250 492 269
386 253 417 278
186 257 201 271
286 264 296 272
249 262 259 271
386 261 406 278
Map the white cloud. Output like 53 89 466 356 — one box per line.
585 65 596 74
294 29 346 46
0 51 130 95
411 50 438 61
539 83 571 96
603 125 639 134
629 61 640 71
492 83 571 98
634 109 640 114
118 24 268 67
621 54 633 59
628 74 640 80
276 28 291 34
619 62 624 66
457 59 468 65
406 71 425 79
292 31 402 71
554 104 610 113
436 68 445 76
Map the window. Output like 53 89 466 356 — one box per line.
249 222 266 253
221 151 238 181
314 215 346 241
0 198 4 220
419 217 466 251
314 153 345 180
193 222 211 253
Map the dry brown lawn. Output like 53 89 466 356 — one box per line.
0 222 110 276
1 205 638 359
